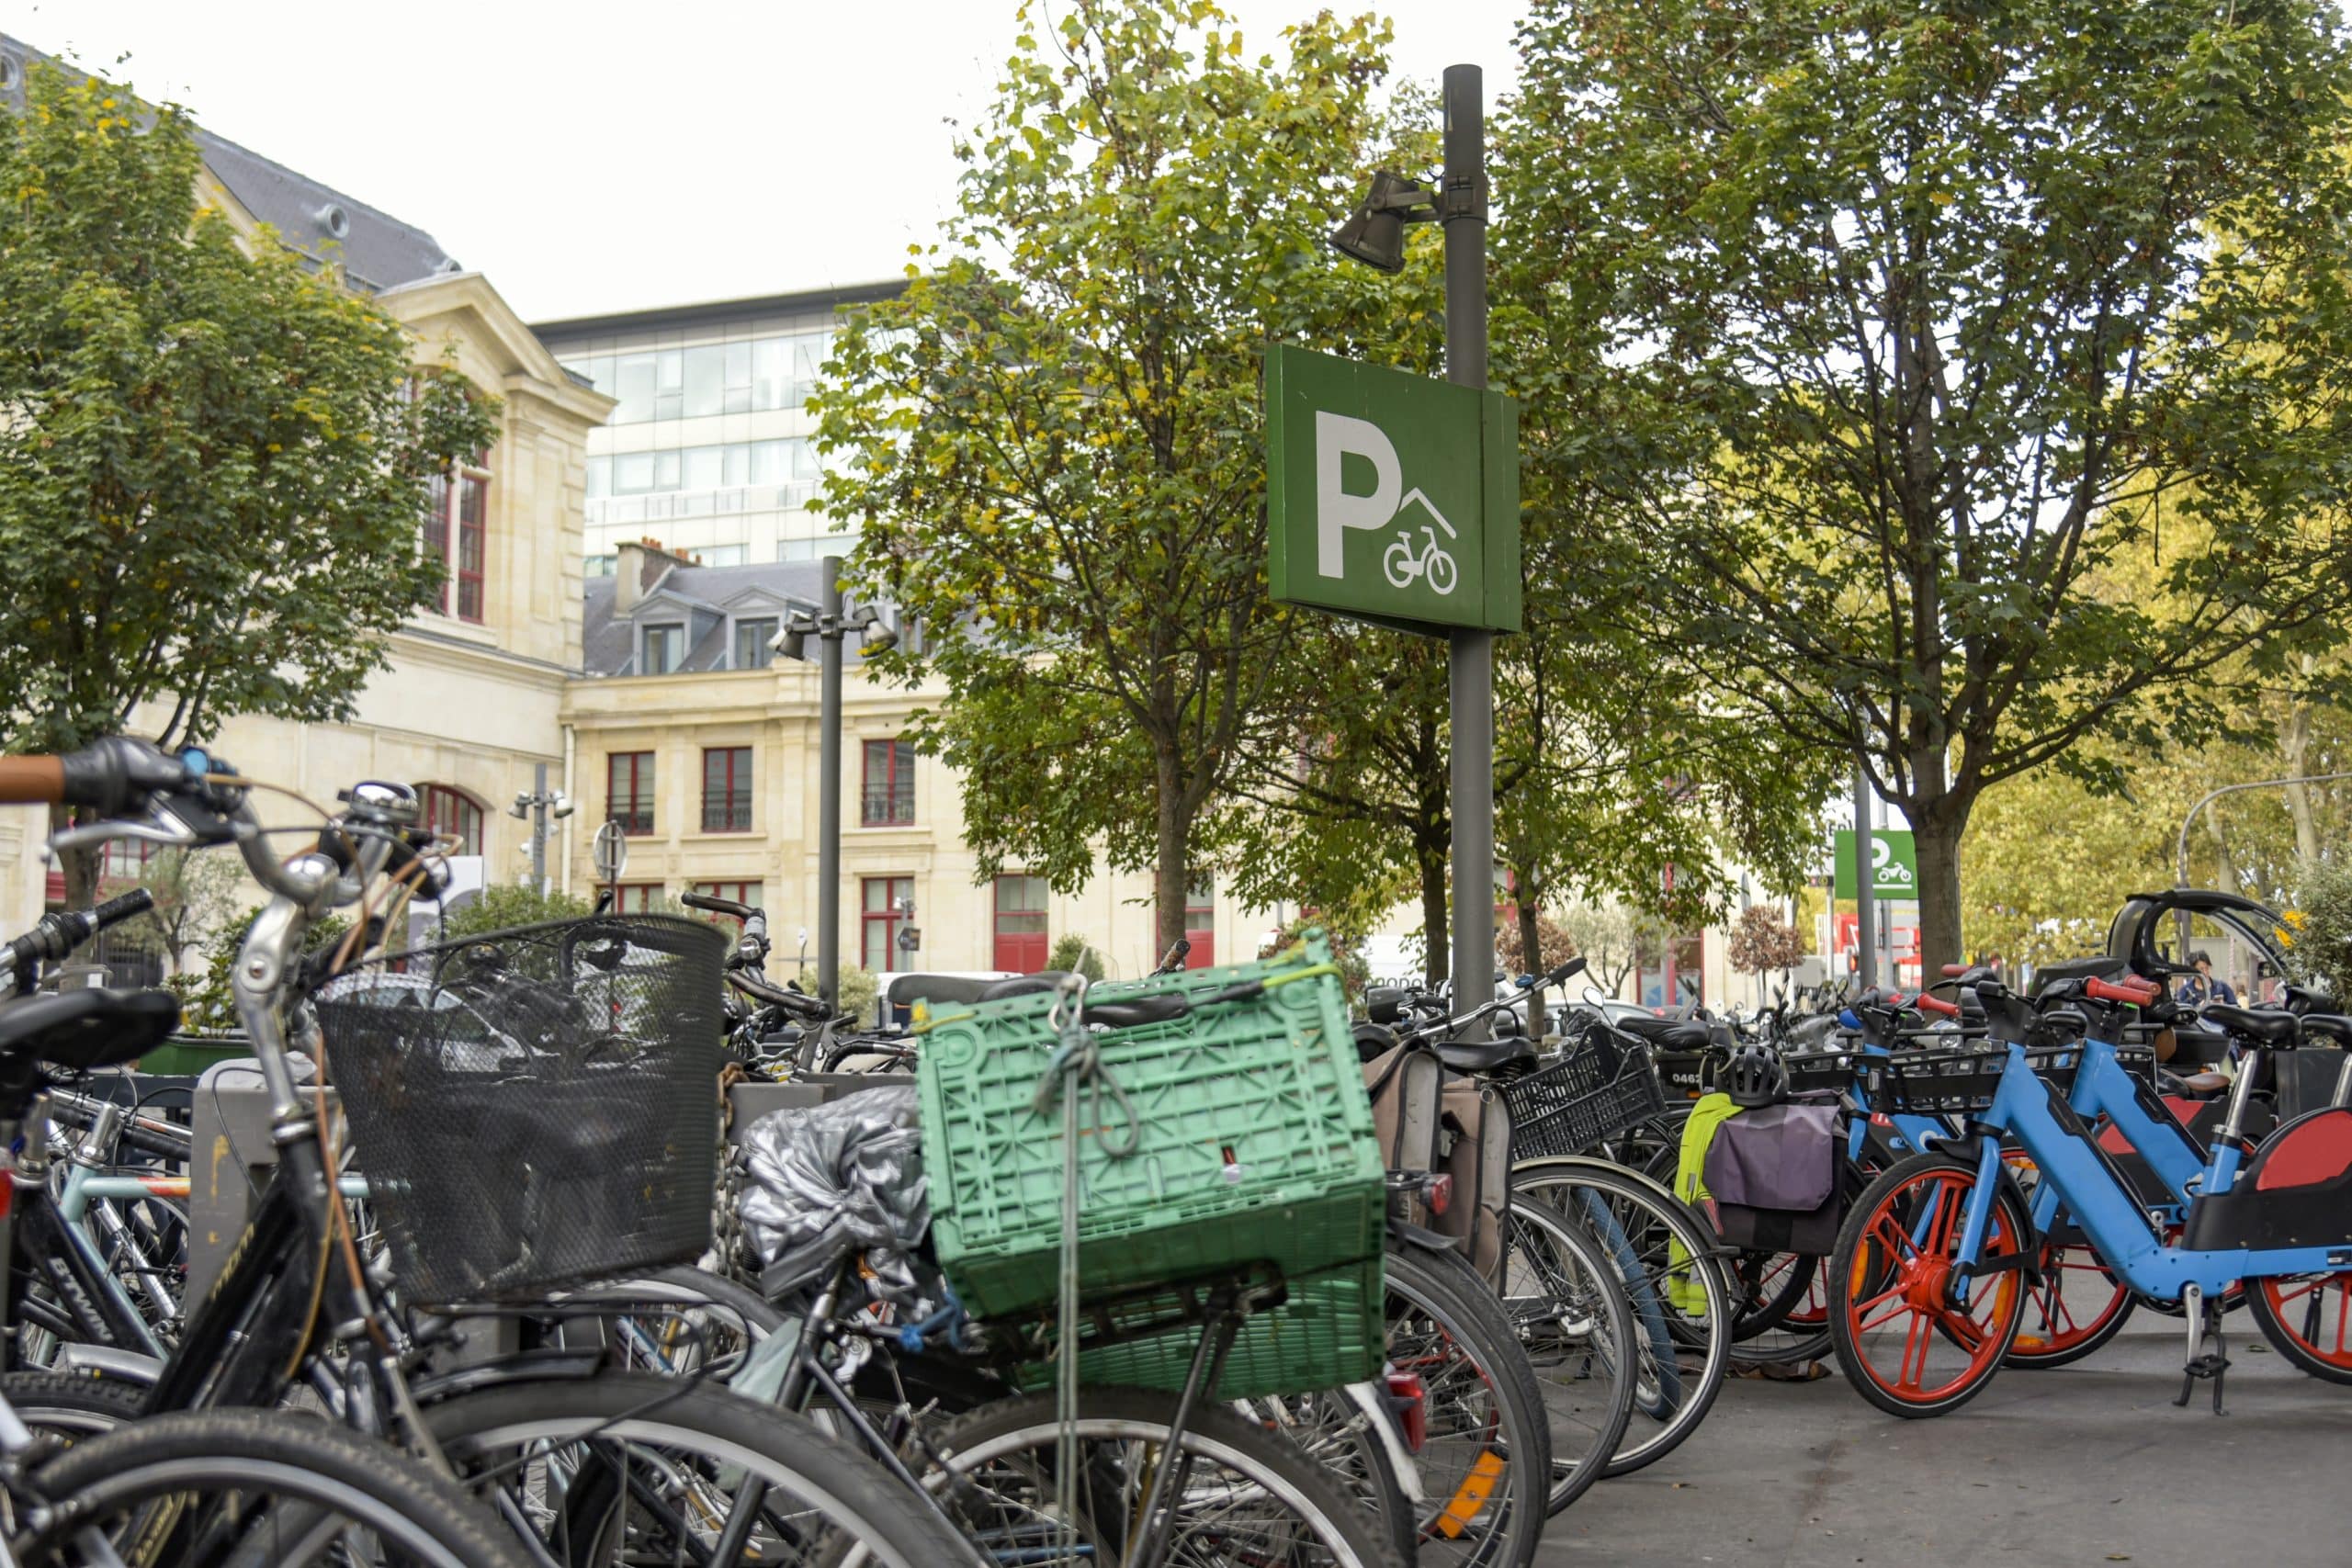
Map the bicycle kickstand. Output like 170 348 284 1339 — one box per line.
2173 1283 2230 1416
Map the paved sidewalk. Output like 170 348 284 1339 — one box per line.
1540 1319 2352 1567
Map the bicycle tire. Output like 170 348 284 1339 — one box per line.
1509 1156 1729 1479
2246 1269 2352 1384
1497 1193 1636 1507
0 1368 149 1434
423 1371 982 1567
925 1385 1408 1568
1385 1242 1551 1568
1827 1152 2030 1419
15 1405 532 1568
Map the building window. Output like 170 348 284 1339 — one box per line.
993 874 1049 974
702 747 752 832
423 465 490 624
607 751 655 835
862 875 913 973
1185 878 1216 969
100 838 157 882
417 784 485 854
612 883 663 914
733 618 778 671
1638 933 1705 1011
861 739 914 826
691 880 764 916
642 623 684 675
697 544 747 568
584 553 616 578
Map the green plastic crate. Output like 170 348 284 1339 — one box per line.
1016 1256 1387 1401
917 934 1384 1325
137 1035 251 1077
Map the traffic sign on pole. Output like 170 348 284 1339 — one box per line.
591 820 628 886
1266 344 1519 636
1834 829 1917 901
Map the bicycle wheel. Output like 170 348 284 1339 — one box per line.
424 1371 980 1567
1827 1153 2030 1418
15 1406 531 1567
1385 1242 1550 1568
2247 1268 2352 1384
1998 1153 2136 1368
925 1385 1408 1568
1510 1156 1729 1479
1498 1193 1634 1507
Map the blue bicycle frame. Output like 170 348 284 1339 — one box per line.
1948 1043 2348 1304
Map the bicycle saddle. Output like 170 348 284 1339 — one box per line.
2202 1004 2301 1048
2297 1013 2352 1048
0 987 179 1071
1431 1034 1539 1074
1614 1014 1708 1051
977 972 1073 1002
887 974 999 1008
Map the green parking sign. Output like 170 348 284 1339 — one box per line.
1266 344 1520 635
1834 829 1919 901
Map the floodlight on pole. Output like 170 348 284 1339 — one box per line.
1329 170 1439 273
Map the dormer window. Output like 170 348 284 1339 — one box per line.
642 623 684 675
733 618 778 671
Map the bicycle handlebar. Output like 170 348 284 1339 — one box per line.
0 886 156 978
1910 992 1961 1019
2085 976 2160 1007
680 891 753 919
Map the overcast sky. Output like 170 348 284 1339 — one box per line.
26 0 1528 323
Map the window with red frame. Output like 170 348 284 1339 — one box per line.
612 883 663 914
1184 877 1215 968
861 739 914 826
100 838 157 882
702 747 752 832
993 875 1048 973
423 466 490 624
862 875 912 972
607 751 655 835
416 784 485 854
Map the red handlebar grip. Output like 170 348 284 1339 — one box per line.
1913 993 1961 1018
0 757 64 806
2085 977 2159 1006
1939 963 1969 979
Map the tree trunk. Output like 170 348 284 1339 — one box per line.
1514 888 1547 1037
2280 677 2321 865
2207 807 2241 897
1910 802 1968 979
1418 838 1449 987
1152 745 1190 963
53 806 98 914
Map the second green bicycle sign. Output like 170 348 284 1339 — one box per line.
1265 344 1520 636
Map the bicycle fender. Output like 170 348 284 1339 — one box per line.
1386 1217 1464 1254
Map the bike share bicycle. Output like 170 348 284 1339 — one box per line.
1828 964 2352 1416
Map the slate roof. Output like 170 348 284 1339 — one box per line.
583 558 889 678
0 34 458 293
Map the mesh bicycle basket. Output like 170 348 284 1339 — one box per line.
312 915 726 1304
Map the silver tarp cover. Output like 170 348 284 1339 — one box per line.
737 1086 929 1302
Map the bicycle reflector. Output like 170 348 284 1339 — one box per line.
1423 1172 1452 1216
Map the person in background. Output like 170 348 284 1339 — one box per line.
2176 950 2239 1009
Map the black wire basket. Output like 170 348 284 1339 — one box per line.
312 915 726 1304
1505 1032 1668 1160
1862 1044 2010 1115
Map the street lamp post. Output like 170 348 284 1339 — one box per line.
775 554 896 1009
1329 63 1496 1027
2173 770 2352 957
506 762 573 899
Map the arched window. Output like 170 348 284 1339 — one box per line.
417 784 485 854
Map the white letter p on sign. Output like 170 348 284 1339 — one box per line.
1316 412 1400 579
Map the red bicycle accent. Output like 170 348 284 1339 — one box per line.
1911 993 1961 1020
2084 976 2160 1007
2253 1272 2352 1372
1831 1161 2026 1415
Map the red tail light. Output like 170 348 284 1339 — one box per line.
1385 1368 1428 1453
1424 1173 1453 1216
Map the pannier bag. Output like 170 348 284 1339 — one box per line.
1702 1099 1841 1256
1363 1043 1512 1283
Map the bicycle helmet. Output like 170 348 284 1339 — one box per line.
1719 1040 1789 1109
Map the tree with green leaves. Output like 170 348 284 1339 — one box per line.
1502 0 2352 974
0 64 497 905
122 845 246 974
815 0 1407 954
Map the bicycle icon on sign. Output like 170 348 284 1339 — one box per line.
1380 493 1459 594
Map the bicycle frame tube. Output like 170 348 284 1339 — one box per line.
1965 1043 2351 1300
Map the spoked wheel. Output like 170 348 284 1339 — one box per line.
1726 1251 1833 1367
1996 1154 2135 1369
2248 1270 2352 1384
1828 1153 2030 1418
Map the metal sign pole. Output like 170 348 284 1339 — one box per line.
1442 62 1495 1030
1854 760 1876 991
817 554 844 1010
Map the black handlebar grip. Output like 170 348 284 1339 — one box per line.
89 887 154 931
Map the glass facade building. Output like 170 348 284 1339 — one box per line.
533 281 905 570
